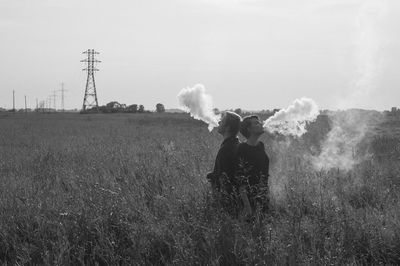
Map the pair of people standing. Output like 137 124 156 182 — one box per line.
207 111 270 218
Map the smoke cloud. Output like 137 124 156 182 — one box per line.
264 97 319 137
312 111 368 170
313 0 387 170
311 110 383 170
177 84 221 131
338 0 386 109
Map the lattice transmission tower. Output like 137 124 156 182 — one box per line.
81 49 100 112
59 82 67 112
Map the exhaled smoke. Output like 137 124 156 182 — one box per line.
312 0 386 170
311 110 381 171
177 84 220 131
264 97 319 137
337 0 386 109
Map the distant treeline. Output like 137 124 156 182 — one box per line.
84 102 165 114
0 102 166 114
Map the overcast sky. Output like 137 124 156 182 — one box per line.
0 0 399 111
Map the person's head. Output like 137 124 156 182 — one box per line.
217 111 241 136
240 115 264 139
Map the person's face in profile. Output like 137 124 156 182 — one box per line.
217 113 227 135
248 117 264 137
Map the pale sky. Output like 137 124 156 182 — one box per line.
0 0 399 111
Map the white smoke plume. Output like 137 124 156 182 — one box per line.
312 111 367 170
264 97 319 137
177 84 221 131
311 110 383 171
313 0 386 170
337 0 386 109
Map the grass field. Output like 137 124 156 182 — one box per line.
0 112 399 265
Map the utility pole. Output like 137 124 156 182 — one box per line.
47 97 51 112
40 100 45 113
36 98 38 112
59 82 67 112
52 89 57 111
13 90 15 113
81 49 100 112
24 95 27 114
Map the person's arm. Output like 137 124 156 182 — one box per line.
235 147 252 216
206 172 217 189
259 175 269 195
218 149 231 176
240 185 252 216
208 147 223 190
261 143 270 187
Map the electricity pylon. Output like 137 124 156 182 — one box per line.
59 82 67 112
81 49 100 112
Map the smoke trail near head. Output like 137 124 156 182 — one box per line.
312 111 367 170
313 0 387 170
311 110 383 170
338 0 386 109
264 97 319 137
177 84 221 131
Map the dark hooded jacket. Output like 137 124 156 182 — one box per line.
207 136 240 193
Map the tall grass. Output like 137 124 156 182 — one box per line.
0 113 399 265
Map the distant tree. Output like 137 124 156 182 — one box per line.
213 108 220 115
104 101 126 113
138 105 145 113
106 101 119 109
105 101 118 112
234 108 242 115
156 103 165 113
126 104 138 113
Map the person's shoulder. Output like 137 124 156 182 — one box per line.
220 137 239 153
231 136 240 144
256 141 266 151
237 142 250 155
238 142 246 147
237 142 247 150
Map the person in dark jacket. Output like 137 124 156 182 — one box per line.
207 111 242 213
237 115 270 217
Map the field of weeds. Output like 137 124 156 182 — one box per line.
0 112 399 265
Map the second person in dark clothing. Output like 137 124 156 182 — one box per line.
207 111 242 215
236 115 270 217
